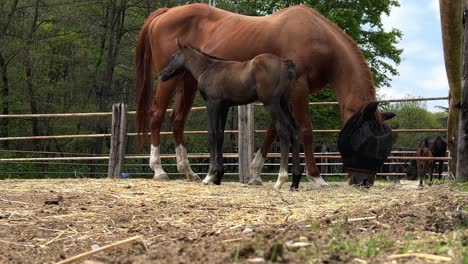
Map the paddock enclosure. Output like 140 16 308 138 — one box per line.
0 179 466 263
0 96 452 180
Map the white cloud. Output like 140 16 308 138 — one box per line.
420 65 449 91
380 0 448 111
382 1 425 34
429 0 440 17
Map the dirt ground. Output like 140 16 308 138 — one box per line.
0 179 466 264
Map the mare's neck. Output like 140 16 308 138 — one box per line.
330 43 377 124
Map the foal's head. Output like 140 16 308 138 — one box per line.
159 48 189 82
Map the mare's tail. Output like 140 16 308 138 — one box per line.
135 8 169 145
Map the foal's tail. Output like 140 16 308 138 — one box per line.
135 8 169 143
282 59 298 130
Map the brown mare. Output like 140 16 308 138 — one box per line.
158 45 301 190
136 3 394 185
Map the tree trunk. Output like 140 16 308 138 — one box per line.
0 53 9 149
457 3 468 181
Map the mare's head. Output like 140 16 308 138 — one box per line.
337 102 395 187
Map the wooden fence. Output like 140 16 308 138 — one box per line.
0 96 451 181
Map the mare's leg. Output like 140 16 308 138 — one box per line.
290 81 327 186
265 102 291 190
248 123 276 185
429 164 434 185
171 74 201 181
281 98 301 190
418 162 423 187
437 160 443 180
149 77 179 181
213 106 229 185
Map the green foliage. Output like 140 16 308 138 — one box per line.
0 0 402 177
385 100 447 148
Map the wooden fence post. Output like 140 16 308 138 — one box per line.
238 104 254 183
108 103 127 179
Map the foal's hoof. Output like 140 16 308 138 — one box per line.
247 178 264 186
153 171 170 181
213 180 221 185
187 173 202 182
202 175 214 185
418 184 424 189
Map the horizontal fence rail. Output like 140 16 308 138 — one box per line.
0 96 450 180
0 128 449 141
0 153 451 162
0 97 448 119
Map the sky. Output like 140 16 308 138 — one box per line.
380 0 449 111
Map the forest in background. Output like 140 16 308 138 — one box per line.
0 0 447 178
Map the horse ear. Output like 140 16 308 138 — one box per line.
362 101 379 120
382 112 396 121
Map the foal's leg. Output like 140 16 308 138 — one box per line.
203 102 218 185
149 77 180 181
265 102 291 190
202 101 228 185
290 83 327 186
281 99 301 190
213 106 229 185
171 75 201 181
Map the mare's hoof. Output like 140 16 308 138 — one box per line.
153 172 170 181
248 178 264 186
418 184 424 189
290 187 299 192
187 173 202 182
309 176 329 187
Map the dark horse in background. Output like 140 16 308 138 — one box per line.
406 136 448 183
159 45 301 190
135 3 395 186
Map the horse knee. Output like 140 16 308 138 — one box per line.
150 109 166 130
298 126 313 142
170 113 185 132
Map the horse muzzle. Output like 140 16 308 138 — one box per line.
347 168 375 188
159 70 171 82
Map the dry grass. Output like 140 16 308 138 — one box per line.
0 179 466 263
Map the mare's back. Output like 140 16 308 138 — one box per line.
419 136 447 157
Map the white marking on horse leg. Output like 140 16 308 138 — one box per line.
175 145 201 181
274 169 288 190
248 149 265 185
149 145 169 181
309 176 328 186
202 173 215 185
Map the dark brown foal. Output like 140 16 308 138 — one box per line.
159 46 302 190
